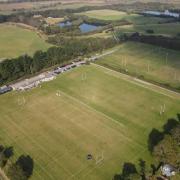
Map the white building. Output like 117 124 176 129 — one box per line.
11 73 56 91
143 10 180 18
164 10 179 18
143 10 161 16
161 164 176 177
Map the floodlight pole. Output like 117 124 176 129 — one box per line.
166 53 168 65
148 62 150 73
174 71 177 80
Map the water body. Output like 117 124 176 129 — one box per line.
59 21 72 27
79 23 101 33
58 21 101 33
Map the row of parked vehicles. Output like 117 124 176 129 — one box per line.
53 60 86 75
0 59 87 95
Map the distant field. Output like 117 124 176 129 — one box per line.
116 22 180 37
77 9 172 24
0 24 51 58
0 0 107 13
77 9 130 21
0 65 179 180
97 42 180 90
45 17 64 25
0 0 62 11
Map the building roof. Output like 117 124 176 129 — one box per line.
161 164 176 177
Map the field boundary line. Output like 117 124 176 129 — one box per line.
0 132 43 180
54 90 146 147
4 115 73 177
58 96 127 137
55 91 125 129
92 63 180 99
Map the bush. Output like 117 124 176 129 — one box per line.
148 129 164 152
163 118 179 134
122 162 137 177
3 146 13 158
16 155 34 178
146 29 154 34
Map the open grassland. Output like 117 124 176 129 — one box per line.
77 9 130 21
45 17 64 25
77 9 172 24
0 0 107 13
97 42 180 90
0 65 179 180
0 0 62 11
0 24 51 59
116 22 180 37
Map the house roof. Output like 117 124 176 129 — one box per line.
161 164 176 177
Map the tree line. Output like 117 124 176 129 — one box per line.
0 37 116 85
129 33 180 51
113 114 180 180
0 1 176 25
0 144 34 180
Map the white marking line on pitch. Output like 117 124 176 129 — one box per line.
57 90 125 129
55 90 146 149
92 63 180 100
1 129 49 180
5 115 73 177
56 93 146 151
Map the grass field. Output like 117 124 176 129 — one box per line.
45 17 64 25
0 24 51 59
116 22 180 37
77 9 172 24
77 9 130 21
97 42 180 90
0 65 179 180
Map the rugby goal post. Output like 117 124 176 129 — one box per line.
95 151 104 165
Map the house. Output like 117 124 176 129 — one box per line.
164 10 179 18
33 15 42 19
161 164 176 177
143 10 161 16
143 10 180 18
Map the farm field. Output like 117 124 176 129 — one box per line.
96 42 180 90
77 9 172 24
0 65 179 180
0 0 107 14
116 22 180 37
0 24 51 59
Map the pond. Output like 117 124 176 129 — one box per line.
59 21 72 27
58 21 102 33
79 23 101 33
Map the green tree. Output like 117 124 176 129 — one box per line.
16 155 34 178
153 125 180 167
7 164 27 180
148 129 164 152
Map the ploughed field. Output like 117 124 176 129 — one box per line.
0 24 51 59
0 65 179 180
97 42 180 90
